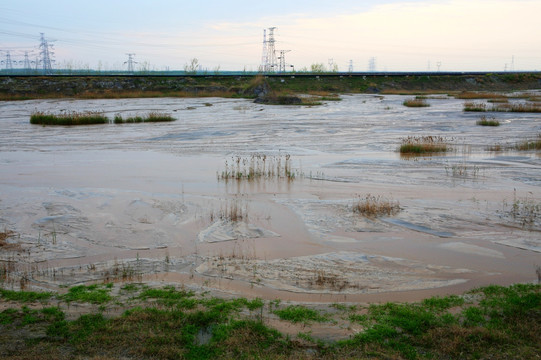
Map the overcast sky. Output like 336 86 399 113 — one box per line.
1 0 540 72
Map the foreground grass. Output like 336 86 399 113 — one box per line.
0 283 539 359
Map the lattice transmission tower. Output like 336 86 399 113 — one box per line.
124 53 137 73
22 51 34 73
39 33 54 75
1 51 14 72
277 50 291 73
266 27 278 72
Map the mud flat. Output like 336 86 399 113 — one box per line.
0 94 540 302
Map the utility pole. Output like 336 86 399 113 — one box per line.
124 53 137 73
39 33 54 75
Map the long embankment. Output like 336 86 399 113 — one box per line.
1 72 541 100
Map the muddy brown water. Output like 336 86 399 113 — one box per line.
0 94 540 303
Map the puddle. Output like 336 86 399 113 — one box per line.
0 95 540 301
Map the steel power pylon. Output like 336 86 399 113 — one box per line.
22 51 33 73
39 33 54 75
1 51 14 72
124 53 137 73
277 50 291 73
266 27 277 72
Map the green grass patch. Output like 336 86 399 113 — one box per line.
0 284 539 359
0 288 53 302
60 284 112 304
273 305 327 323
30 111 108 125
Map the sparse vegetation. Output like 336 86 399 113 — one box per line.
30 111 108 125
353 194 401 217
515 133 541 151
210 197 248 223
476 115 500 126
445 163 480 179
403 97 430 107
399 135 449 154
218 154 296 181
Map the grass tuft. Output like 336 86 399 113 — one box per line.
476 115 500 126
353 194 401 217
403 98 430 107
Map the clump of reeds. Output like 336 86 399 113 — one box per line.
515 134 541 151
456 91 507 100
403 98 430 107
114 111 175 123
353 194 400 217
476 116 500 126
465 102 541 113
30 111 108 125
399 136 449 154
218 154 296 181
464 102 488 112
